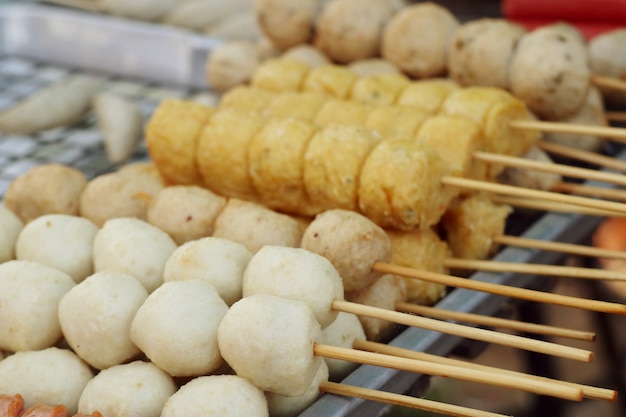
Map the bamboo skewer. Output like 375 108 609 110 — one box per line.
315 344 584 401
442 176 626 215
537 141 626 173
491 195 626 217
591 74 626 95
492 234 626 262
396 302 596 341
510 119 626 144
320 381 509 417
473 151 626 188
551 182 626 201
606 111 626 123
372 262 626 315
333 300 592 362
443 258 626 282
354 340 618 402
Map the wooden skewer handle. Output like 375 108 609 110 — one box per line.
373 262 626 315
510 119 626 144
491 195 626 217
473 151 626 188
320 381 510 417
538 141 626 173
493 234 626 262
591 75 626 94
353 340 617 402
396 302 596 341
443 258 626 282
314 344 583 401
551 182 626 201
332 300 592 362
441 176 626 215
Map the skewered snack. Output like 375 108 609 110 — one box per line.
146 185 227 245
386 226 449 304
509 23 591 120
218 294 324 397
204 11 262 40
348 58 402 77
0 205 23 263
265 361 329 417
79 162 165 227
0 75 101 135
380 2 459 78
253 0 323 51
92 217 177 293
58 271 148 370
15 214 99 284
345 274 408 342
145 99 215 186
160 374 269 417
130 280 229 377
448 19 526 90
163 236 252 306
3 164 87 224
300 209 391 292
0 348 94 415
281 44 331 68
313 0 395 63
242 246 344 328
499 145 562 191
0 261 75 352
321 312 366 380
589 29 626 107
212 198 303 253
205 40 266 93
77 361 176 417
441 193 513 261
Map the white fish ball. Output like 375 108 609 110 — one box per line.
130 280 229 377
93 217 177 293
59 271 148 370
163 237 252 306
242 246 344 328
0 347 93 414
321 312 366 380
0 260 75 351
218 294 323 397
161 375 269 417
265 360 329 417
16 214 98 283
78 361 176 417
0 205 23 263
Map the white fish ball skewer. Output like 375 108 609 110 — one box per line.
0 205 23 263
130 280 229 377
163 237 252 306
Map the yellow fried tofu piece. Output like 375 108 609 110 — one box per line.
414 115 488 180
439 87 539 164
146 99 215 185
386 227 449 305
265 91 326 122
314 99 371 126
442 193 513 260
358 139 458 230
302 64 358 98
349 73 411 106
395 78 460 114
248 117 320 216
304 124 381 212
365 105 428 139
196 108 265 201
219 86 274 113
251 58 311 93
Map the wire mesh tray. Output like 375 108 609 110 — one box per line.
0 3 615 417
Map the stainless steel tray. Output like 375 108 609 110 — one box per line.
0 3 614 416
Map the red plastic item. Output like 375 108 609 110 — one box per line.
502 0 626 22
507 18 625 40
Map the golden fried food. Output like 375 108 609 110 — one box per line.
145 99 215 185
314 99 371 126
304 124 381 212
358 138 458 230
394 78 460 114
442 193 512 260
349 72 410 105
302 64 359 98
250 57 311 92
248 117 319 215
196 108 265 201
364 105 428 139
386 227 449 304
218 85 275 113
265 91 326 121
